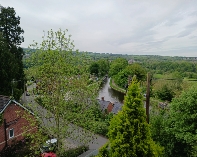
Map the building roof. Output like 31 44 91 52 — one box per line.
111 102 122 114
128 59 135 64
97 99 111 112
97 98 123 114
0 95 34 115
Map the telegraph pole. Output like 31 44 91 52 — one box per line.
11 79 14 97
146 73 151 124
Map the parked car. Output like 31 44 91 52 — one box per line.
41 152 57 157
40 138 57 157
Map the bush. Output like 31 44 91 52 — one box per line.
0 138 33 157
61 145 88 157
155 84 174 102
92 121 108 135
76 105 113 137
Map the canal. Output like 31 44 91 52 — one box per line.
98 78 125 103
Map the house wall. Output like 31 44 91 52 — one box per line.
107 103 113 113
0 103 36 151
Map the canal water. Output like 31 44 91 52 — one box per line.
98 78 125 103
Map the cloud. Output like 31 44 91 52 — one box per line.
176 21 197 38
186 21 197 28
113 25 157 45
177 29 194 38
0 0 197 56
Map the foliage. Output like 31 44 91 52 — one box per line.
0 6 24 46
144 61 197 78
24 29 99 156
155 84 175 102
24 50 197 64
182 79 197 91
20 110 48 156
89 62 99 76
167 86 197 156
66 104 114 136
98 76 163 157
151 86 197 156
109 78 126 94
150 107 171 155
108 58 128 77
97 142 109 157
0 138 33 157
152 76 183 101
114 63 146 89
150 110 187 157
97 59 110 76
0 6 25 100
89 59 110 77
61 145 88 157
113 71 128 89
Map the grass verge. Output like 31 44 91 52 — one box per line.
109 79 126 94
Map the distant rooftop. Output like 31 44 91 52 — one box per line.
111 102 123 114
97 97 123 114
97 99 111 112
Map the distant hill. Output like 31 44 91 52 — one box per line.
22 48 197 62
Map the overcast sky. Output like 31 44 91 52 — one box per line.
1 0 197 57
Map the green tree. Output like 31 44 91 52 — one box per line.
150 109 167 144
89 62 99 76
167 86 197 156
0 33 13 94
171 71 183 90
89 59 109 77
155 84 174 102
151 86 197 156
97 59 110 76
0 6 25 99
108 58 128 77
0 6 24 46
25 29 99 156
97 76 163 157
150 106 173 157
114 63 146 89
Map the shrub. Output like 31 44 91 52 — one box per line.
61 145 88 157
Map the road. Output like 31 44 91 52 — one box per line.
21 83 108 156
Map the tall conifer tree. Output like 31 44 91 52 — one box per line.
0 6 25 99
98 76 162 157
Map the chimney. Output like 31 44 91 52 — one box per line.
101 97 104 101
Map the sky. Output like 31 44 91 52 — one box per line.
1 0 197 57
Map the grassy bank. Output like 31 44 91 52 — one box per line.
109 78 126 94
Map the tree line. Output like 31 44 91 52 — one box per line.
143 61 197 79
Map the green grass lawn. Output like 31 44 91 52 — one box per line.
183 77 197 81
153 74 163 79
